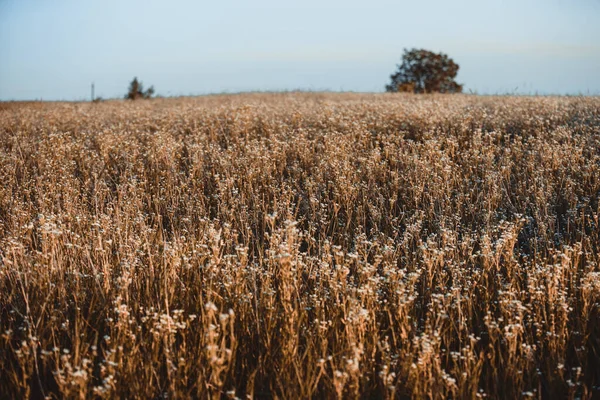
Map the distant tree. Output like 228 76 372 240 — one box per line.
125 77 155 100
386 49 463 94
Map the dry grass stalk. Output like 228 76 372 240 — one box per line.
1 93 599 398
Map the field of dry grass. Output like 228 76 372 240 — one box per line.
1 93 599 399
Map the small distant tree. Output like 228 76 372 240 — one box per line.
125 77 155 100
386 49 463 94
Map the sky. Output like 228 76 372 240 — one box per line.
1 0 599 100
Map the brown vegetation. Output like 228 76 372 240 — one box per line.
1 93 599 399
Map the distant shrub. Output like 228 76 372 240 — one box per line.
397 82 416 93
125 77 155 100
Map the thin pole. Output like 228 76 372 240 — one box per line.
91 83 95 102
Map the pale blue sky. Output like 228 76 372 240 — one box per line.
1 0 599 100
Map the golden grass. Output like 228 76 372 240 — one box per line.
1 93 599 399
